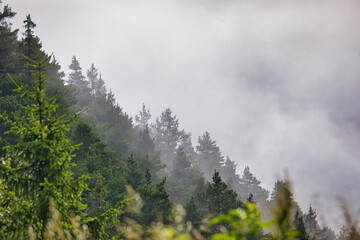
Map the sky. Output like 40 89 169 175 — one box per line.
7 0 360 230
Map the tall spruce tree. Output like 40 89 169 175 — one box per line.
238 166 270 220
294 210 309 240
152 108 182 170
199 170 243 215
0 56 125 238
0 3 19 75
196 131 224 180
135 104 151 130
68 56 91 107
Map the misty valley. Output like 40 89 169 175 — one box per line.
0 1 359 240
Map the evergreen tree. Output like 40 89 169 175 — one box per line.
0 56 124 238
294 210 309 240
137 169 173 226
185 197 201 229
304 205 320 240
199 170 243 215
68 56 91 107
124 154 144 191
21 14 41 81
152 108 182 170
87 63 98 95
135 103 151 130
238 166 270 220
196 131 224 180
0 3 19 75
222 156 240 188
87 175 109 218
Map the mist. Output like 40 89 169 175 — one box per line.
9 0 360 230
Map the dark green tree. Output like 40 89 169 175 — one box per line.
185 197 201 229
87 175 109 218
199 170 243 215
0 56 125 238
21 14 41 81
0 3 19 76
294 210 309 240
137 169 173 226
124 154 144 191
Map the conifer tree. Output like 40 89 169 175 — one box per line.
135 103 151 130
0 3 18 75
87 63 98 95
152 108 182 170
21 14 41 80
196 131 224 180
294 210 309 240
185 197 201 229
238 166 270 220
68 56 91 107
0 56 125 238
125 154 144 191
304 205 320 240
87 175 109 218
199 170 243 215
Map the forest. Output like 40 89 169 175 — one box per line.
0 2 359 240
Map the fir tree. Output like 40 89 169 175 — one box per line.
294 210 309 240
185 197 201 229
135 103 151 130
152 108 182 170
125 154 144 191
68 56 91 107
196 131 224 180
199 170 243 215
0 3 19 75
0 56 125 238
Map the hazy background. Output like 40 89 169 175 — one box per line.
9 0 360 230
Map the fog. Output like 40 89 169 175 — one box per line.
9 0 360 230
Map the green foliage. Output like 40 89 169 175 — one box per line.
209 202 262 240
0 56 125 239
185 197 201 229
199 171 243 215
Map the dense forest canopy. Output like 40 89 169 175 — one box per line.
0 1 359 239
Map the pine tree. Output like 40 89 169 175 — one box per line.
294 210 309 240
68 56 91 107
125 154 144 191
137 169 173 226
152 108 182 170
222 156 240 188
135 103 151 130
21 14 41 81
196 131 224 180
238 166 270 220
0 56 125 238
199 170 243 215
87 175 109 218
0 3 19 75
304 205 320 240
185 197 201 228
87 63 98 95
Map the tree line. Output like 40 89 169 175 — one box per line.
0 2 358 240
